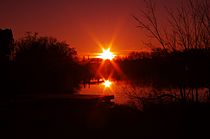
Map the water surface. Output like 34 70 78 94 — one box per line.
79 80 210 108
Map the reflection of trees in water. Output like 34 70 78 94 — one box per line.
122 82 210 110
119 0 210 108
80 59 120 84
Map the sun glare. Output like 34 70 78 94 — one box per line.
104 80 112 88
99 48 115 60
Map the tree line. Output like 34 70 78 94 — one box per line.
0 30 83 98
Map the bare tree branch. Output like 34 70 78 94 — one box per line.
134 0 210 52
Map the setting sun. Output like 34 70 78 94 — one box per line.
104 80 112 88
98 48 115 60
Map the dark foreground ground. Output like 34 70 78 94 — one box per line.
1 95 210 139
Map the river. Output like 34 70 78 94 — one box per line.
79 80 210 108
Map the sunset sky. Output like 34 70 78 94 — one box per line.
0 0 177 57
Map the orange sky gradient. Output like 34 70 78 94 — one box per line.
0 0 177 57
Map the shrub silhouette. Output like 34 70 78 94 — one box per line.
14 33 80 94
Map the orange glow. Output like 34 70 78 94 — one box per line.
98 48 115 60
104 80 112 88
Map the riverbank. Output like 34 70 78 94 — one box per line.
2 95 209 139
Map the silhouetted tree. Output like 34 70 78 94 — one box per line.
129 0 210 88
133 0 210 52
14 33 80 94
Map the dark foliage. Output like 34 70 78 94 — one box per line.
116 48 210 88
13 33 81 94
0 31 82 97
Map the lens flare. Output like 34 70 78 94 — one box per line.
98 48 115 60
104 80 112 88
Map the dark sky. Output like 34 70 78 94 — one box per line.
0 0 177 56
